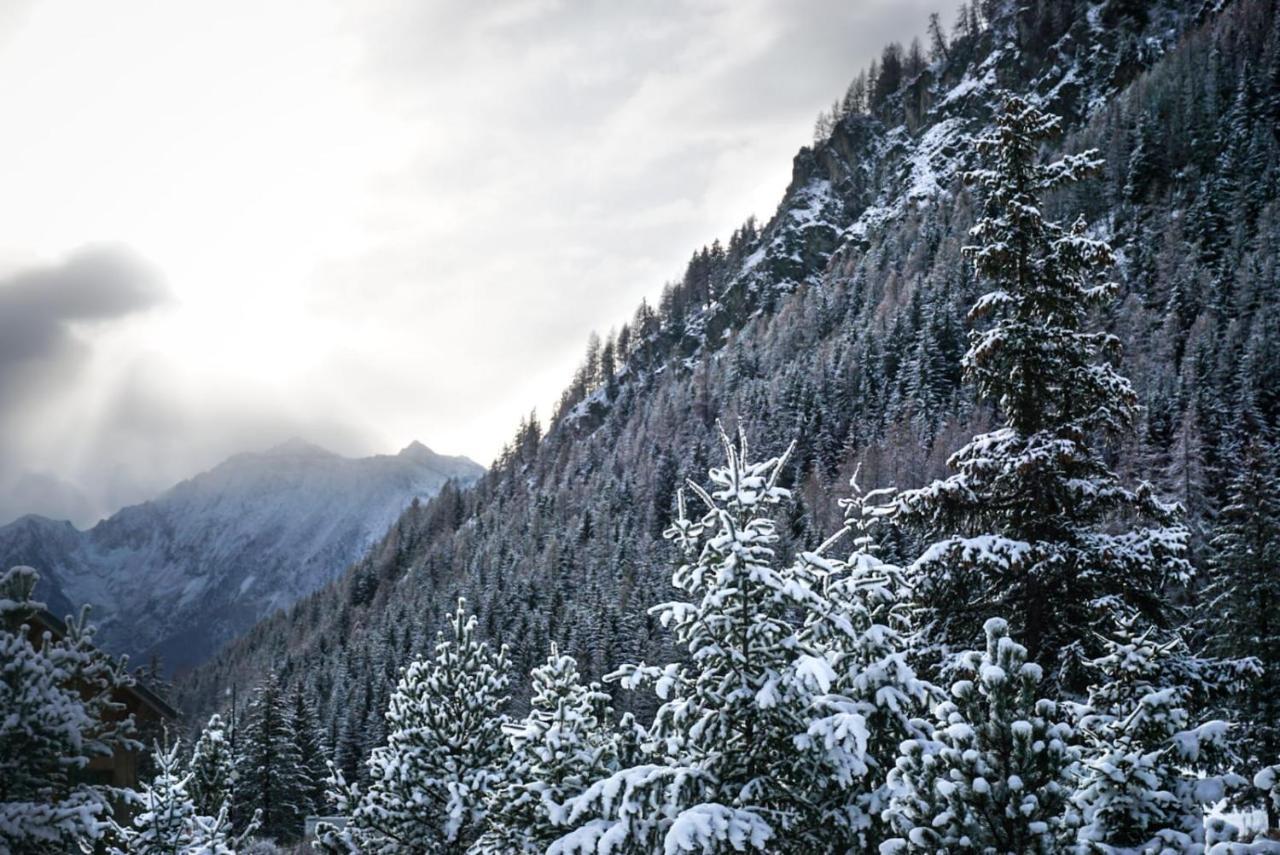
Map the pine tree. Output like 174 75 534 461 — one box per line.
288 685 331 817
471 646 621 853
1200 436 1280 828
1072 622 1242 852
893 95 1189 689
788 471 933 850
0 565 139 853
882 618 1080 852
550 428 812 853
325 599 511 853
111 736 245 855
188 714 235 820
233 674 306 843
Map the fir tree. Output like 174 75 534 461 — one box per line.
1200 436 1280 829
893 95 1189 689
788 471 933 850
288 685 331 817
188 714 235 820
552 428 814 853
233 674 306 843
111 736 248 855
324 599 511 854
882 617 1080 853
471 646 622 853
1072 623 1242 852
0 565 138 854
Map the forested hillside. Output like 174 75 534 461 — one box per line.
177 0 1280 803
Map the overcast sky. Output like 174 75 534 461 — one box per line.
0 0 938 526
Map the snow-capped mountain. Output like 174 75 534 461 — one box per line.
0 438 483 671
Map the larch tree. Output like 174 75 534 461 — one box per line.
893 95 1189 690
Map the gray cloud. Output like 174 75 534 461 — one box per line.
0 246 167 367
0 246 169 524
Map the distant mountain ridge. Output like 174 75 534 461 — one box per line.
0 439 483 672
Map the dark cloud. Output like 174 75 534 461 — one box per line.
0 245 167 369
0 246 168 524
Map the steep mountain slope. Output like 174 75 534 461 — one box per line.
1 439 482 671
177 0 1280 778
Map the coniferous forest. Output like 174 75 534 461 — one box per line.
4 0 1280 852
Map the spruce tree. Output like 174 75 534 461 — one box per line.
324 599 511 854
188 714 235 820
1201 436 1280 828
111 737 246 855
472 646 621 853
0 565 138 853
551 428 813 853
288 685 331 817
893 95 1189 688
1072 623 1241 852
233 674 306 843
789 472 933 850
882 618 1080 852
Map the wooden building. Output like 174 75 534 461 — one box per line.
25 608 180 790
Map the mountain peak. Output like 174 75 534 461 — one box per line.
262 437 335 458
397 440 436 462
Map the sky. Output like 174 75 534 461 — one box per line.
0 0 939 526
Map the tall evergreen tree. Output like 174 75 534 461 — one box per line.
1200 436 1280 828
323 599 511 854
288 685 331 817
188 714 235 820
233 674 306 843
894 95 1189 689
472 646 622 853
0 566 138 854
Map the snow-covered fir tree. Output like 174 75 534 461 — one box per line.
1072 621 1245 852
111 736 247 855
188 714 235 820
893 95 1190 689
788 471 934 850
322 598 511 854
551 428 817 853
232 674 306 844
0 565 139 854
1200 436 1280 829
470 646 624 853
882 617 1080 852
